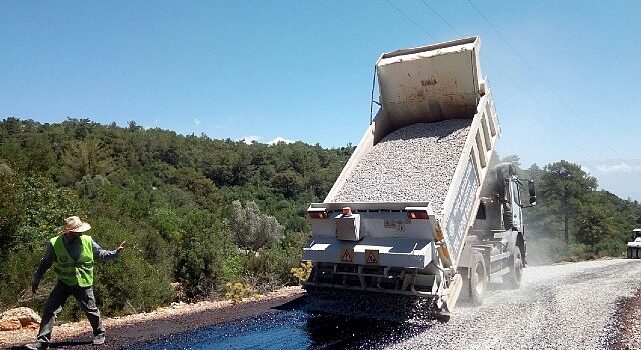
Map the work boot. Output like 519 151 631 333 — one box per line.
93 333 106 345
24 342 48 350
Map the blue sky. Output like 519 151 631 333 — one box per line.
1 1 640 200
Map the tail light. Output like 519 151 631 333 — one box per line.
342 207 352 216
407 210 429 220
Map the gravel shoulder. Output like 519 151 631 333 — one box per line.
0 286 304 349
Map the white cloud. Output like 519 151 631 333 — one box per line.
193 118 201 126
239 135 261 144
579 159 641 201
268 136 295 145
595 162 641 173
236 136 296 145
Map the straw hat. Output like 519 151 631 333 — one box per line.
63 216 92 233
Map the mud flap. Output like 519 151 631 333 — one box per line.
440 273 463 313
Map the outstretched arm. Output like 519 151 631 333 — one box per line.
92 240 125 261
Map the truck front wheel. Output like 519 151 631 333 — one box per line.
504 246 523 289
468 252 487 305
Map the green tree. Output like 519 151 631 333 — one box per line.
60 138 113 185
174 211 229 298
539 160 597 244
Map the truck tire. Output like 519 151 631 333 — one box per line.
628 247 633 259
467 252 487 305
504 246 522 289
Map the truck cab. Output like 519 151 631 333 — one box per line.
459 162 536 303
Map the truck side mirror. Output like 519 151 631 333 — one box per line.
528 180 537 205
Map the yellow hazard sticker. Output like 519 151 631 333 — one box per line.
365 249 379 265
339 248 354 264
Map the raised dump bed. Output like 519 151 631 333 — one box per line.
316 37 500 268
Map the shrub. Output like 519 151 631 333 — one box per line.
291 261 313 284
224 281 253 303
174 210 228 299
90 217 172 316
593 239 624 257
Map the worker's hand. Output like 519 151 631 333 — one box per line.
31 282 38 295
116 241 126 253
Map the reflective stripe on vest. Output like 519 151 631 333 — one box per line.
50 235 94 287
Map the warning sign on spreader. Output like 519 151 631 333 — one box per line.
339 248 354 264
365 249 379 265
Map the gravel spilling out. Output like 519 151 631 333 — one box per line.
332 119 472 214
303 286 441 324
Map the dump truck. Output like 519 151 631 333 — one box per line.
627 229 641 259
302 36 536 321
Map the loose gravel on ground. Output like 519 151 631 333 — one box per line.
383 259 641 350
331 119 471 214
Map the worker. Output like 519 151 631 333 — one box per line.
25 216 125 350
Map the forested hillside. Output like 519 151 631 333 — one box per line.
0 117 352 319
1 117 640 320
516 158 641 264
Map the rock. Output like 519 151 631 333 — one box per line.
170 301 186 309
0 319 21 331
0 307 41 331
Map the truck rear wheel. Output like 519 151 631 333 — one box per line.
467 252 486 305
628 247 633 259
504 247 522 289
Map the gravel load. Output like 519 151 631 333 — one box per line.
332 119 472 214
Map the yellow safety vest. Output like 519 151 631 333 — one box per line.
50 235 94 287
